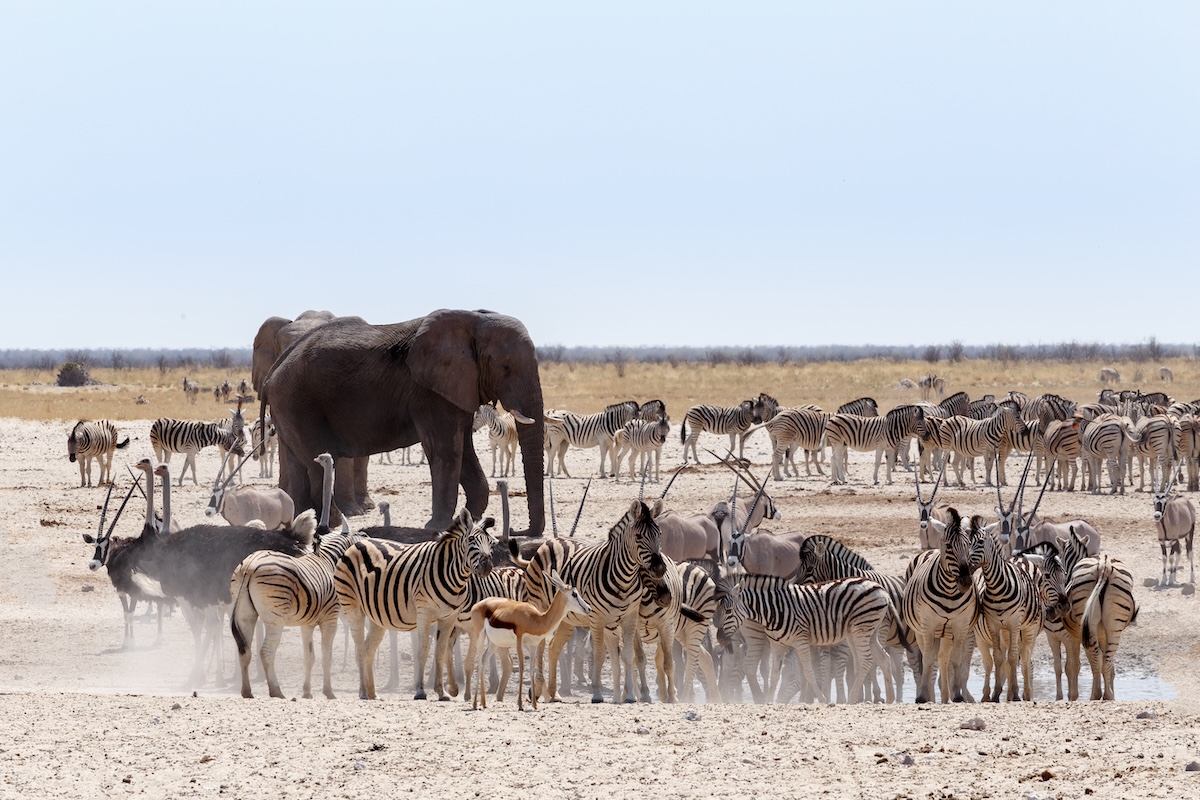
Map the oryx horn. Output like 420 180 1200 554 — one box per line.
568 479 591 538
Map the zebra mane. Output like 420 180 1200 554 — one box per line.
434 508 476 544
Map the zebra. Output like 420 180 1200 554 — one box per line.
473 404 518 477
546 401 640 478
937 391 970 419
970 517 1044 702
1161 367 1174 384
1062 539 1139 702
229 515 357 700
1177 413 1200 491
1024 393 1076 424
631 554 682 703
1015 542 1072 699
220 380 232 402
881 404 928 480
1081 413 1128 495
333 508 497 700
901 506 979 704
1099 367 1121 385
915 407 952 481
744 407 828 480
823 413 887 485
941 405 1027 487
518 499 665 704
680 400 759 463
837 397 879 417
716 574 900 704
66 420 130 487
637 399 668 422
182 377 200 404
673 561 722 702
1129 414 1174 493
1043 417 1083 491
249 415 277 479
150 412 246 487
797 534 917 701
754 393 781 423
613 416 671 482
918 375 945 402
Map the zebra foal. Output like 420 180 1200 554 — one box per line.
67 419 130 487
680 400 759 463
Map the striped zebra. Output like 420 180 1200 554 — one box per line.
1129 414 1174 492
1058 529 1138 701
674 561 722 702
638 399 668 422
941 405 1028 487
1080 413 1128 495
937 391 970 419
1043 417 1083 491
968 399 997 420
901 506 979 704
182 377 200 404
716 574 900 704
797 535 917 701
545 401 640 478
66 420 130 487
915 407 951 482
229 514 356 699
518 499 665 704
918 375 945 402
1015 542 1072 700
998 416 1046 485
755 393 781 423
459 564 528 704
1177 414 1200 491
970 518 1044 702
823 413 887 485
744 407 828 480
150 412 245 487
1024 392 1075 424
613 416 671 482
838 397 878 417
473 404 519 477
631 554 681 702
882 404 929 480
680 400 759 463
249 415 277 479
333 509 497 700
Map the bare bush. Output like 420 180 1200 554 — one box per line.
56 362 90 387
947 340 965 363
923 345 941 364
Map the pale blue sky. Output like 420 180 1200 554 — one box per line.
2 2 1196 350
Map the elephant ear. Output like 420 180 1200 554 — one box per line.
408 310 483 415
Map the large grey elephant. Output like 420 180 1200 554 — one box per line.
252 310 374 516
260 309 545 535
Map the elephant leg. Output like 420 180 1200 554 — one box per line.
422 422 465 530
459 432 489 520
334 459 365 518
353 455 374 511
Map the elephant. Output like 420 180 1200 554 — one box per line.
260 309 546 536
252 310 375 516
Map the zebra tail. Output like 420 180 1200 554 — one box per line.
1081 565 1110 649
679 604 706 624
229 566 254 657
507 539 532 569
115 437 131 450
680 418 688 446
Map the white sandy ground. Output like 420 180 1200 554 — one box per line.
2 414 1199 799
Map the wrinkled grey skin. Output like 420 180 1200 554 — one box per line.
261 309 545 535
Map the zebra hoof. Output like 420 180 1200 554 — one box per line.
414 690 427 701
591 695 605 704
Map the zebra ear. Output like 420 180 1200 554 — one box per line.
812 538 827 559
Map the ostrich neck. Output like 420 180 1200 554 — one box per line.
160 470 172 532
319 460 333 528
142 470 156 531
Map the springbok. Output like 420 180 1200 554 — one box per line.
1152 463 1196 587
468 569 591 711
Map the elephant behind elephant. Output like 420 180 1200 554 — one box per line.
260 309 546 535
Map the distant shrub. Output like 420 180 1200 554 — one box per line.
56 361 91 387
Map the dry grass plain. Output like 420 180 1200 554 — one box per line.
1 358 1199 799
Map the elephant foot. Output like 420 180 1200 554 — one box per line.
424 515 455 531
339 500 367 517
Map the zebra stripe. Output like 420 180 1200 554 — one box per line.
1129 414 1173 492
901 507 979 704
333 509 496 700
824 414 887 485
250 416 277 479
1081 413 1127 495
229 523 357 699
522 499 664 703
1063 554 1138 701
936 392 970 418
941 405 1027 487
474 405 519 477
546 401 640 478
1043 418 1083 491
680 400 759 462
632 554 682 702
67 420 129 487
674 562 721 702
750 407 829 480
837 397 879 417
613 417 671 481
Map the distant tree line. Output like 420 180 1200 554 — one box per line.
535 337 1195 366
0 348 253 372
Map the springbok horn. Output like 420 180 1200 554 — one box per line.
96 480 117 540
105 475 143 538
568 479 591 538
548 476 558 538
659 462 688 500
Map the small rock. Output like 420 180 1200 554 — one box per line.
1136 710 1157 720
199 755 214 764
353 761 366 771
959 717 986 731
1185 761 1200 772
1183 584 1195 596
170 703 182 711
1143 578 1160 588
1040 769 1055 781
635 726 650 735
683 710 702 722
900 755 915 766
369 743 386 752
149 715 162 724
81 585 94 593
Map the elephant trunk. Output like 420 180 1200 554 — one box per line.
514 410 546 537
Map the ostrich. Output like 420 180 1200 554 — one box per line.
130 462 315 688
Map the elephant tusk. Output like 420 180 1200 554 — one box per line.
509 409 535 425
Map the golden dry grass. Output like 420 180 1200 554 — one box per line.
1 358 1195 423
